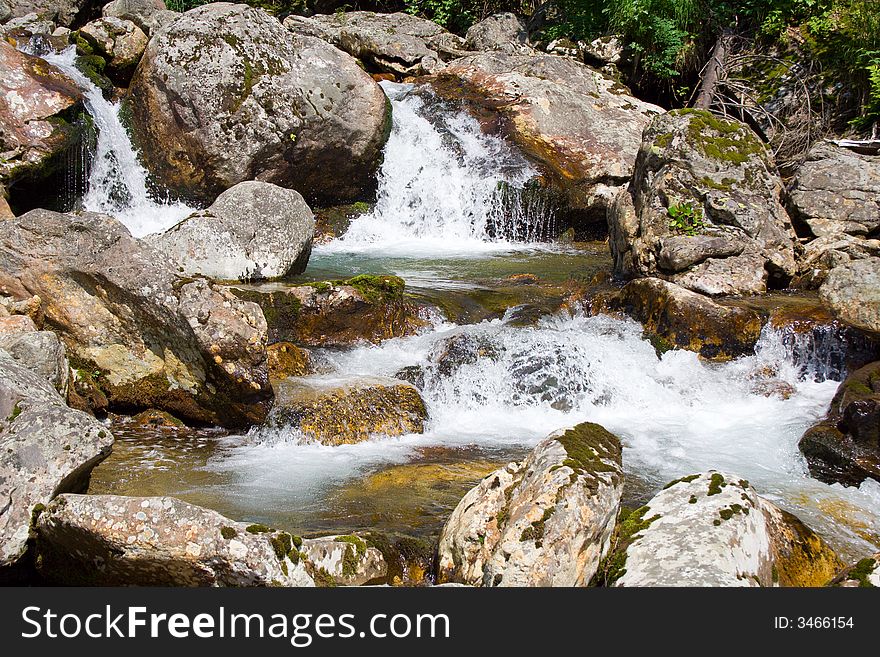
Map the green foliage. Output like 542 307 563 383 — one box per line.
667 200 705 236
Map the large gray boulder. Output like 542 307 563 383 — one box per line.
35 494 315 586
431 53 662 225
128 3 391 205
0 209 271 427
102 0 175 36
437 423 623 587
788 143 880 238
608 109 798 295
0 330 68 394
465 12 532 54
0 40 84 191
609 472 841 587
285 11 467 77
156 181 315 281
820 258 880 334
0 351 113 576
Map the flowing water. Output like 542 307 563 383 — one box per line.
41 50 878 561
39 47 196 237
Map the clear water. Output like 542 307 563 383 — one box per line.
39 47 196 237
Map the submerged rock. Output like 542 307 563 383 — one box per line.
268 375 428 446
607 472 841 587
0 40 84 195
593 277 764 360
232 275 427 347
788 143 880 238
0 350 113 578
820 258 880 335
437 422 624 587
285 11 465 77
156 181 315 281
0 209 271 427
34 494 314 586
799 361 880 486
608 109 798 295
430 52 662 228
300 534 387 586
128 3 391 205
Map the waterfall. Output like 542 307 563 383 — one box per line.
39 47 196 237
322 82 556 256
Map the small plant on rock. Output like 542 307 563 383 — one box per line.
667 200 706 236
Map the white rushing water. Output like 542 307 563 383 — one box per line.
321 82 557 257
212 313 879 558
40 47 195 237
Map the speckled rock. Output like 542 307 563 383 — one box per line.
799 361 880 486
788 143 880 238
300 534 387 586
820 258 880 335
0 0 10 23
266 342 311 381
465 13 532 54
266 375 427 446
0 330 68 394
6 0 91 27
78 17 147 84
829 553 880 587
34 494 314 586
0 209 271 427
593 277 764 360
128 3 391 204
793 234 880 289
102 0 175 36
155 181 315 281
610 472 841 587
285 11 465 77
431 53 662 223
437 423 623 587
231 275 427 347
0 350 113 576
0 40 84 189
608 109 798 295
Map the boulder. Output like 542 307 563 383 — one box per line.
0 40 84 193
430 53 662 226
0 11 54 38
788 143 880 238
231 275 427 347
77 17 147 85
266 341 311 381
155 181 315 282
593 277 764 360
102 0 175 36
5 0 93 26
437 423 624 587
820 258 880 335
465 13 532 54
794 234 880 289
0 350 113 577
0 209 272 427
285 11 466 77
608 109 798 295
829 553 880 587
34 494 315 586
607 472 841 587
0 330 68 393
266 375 428 446
799 361 880 486
300 534 387 586
128 3 391 205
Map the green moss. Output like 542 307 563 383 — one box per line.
654 132 673 148
707 473 725 496
245 523 272 534
663 474 701 490
555 423 622 491
847 558 877 587
6 403 22 423
718 504 747 522
689 495 698 504
313 566 337 587
341 545 358 579
345 275 406 303
593 505 661 586
292 535 303 549
335 534 367 557
519 507 555 546
220 526 238 540
672 108 765 165
30 503 46 527
845 381 873 396
700 176 737 192
270 532 293 561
